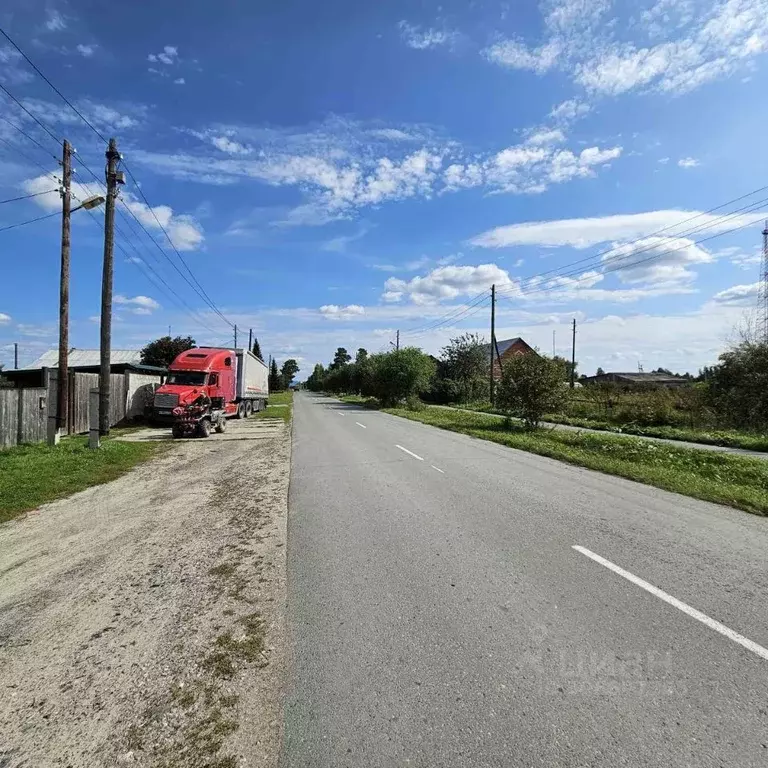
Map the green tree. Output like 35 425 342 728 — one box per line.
438 332 488 403
281 359 300 389
330 347 351 370
552 354 578 382
306 363 326 391
352 348 371 395
269 358 283 392
140 335 196 368
497 352 567 429
252 337 263 360
707 340 768 429
596 367 606 376
368 348 436 407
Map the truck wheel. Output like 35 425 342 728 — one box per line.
197 418 212 438
172 424 184 439
236 401 246 419
245 401 253 417
215 415 227 433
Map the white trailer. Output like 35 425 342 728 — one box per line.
234 348 269 418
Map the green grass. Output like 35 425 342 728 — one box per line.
383 405 768 516
456 402 768 453
252 390 293 422
0 436 163 523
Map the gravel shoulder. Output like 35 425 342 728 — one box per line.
0 417 290 768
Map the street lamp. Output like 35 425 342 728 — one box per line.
72 194 105 212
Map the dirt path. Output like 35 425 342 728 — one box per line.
0 417 290 768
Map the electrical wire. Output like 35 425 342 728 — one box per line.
0 209 59 233
0 25 107 145
399 288 491 338
0 136 61 185
0 114 59 159
0 81 61 145
0 189 58 205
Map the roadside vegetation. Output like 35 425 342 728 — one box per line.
253 390 293 422
0 436 163 523
314 331 768 514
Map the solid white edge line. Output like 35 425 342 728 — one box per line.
572 545 768 662
337 412 345 416
395 444 424 461
355 422 367 429
431 465 445 473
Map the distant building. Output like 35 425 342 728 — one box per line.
581 371 689 388
482 337 537 380
24 348 143 370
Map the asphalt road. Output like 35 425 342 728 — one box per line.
282 393 768 767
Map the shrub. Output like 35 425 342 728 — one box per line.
497 353 567 429
368 348 436 407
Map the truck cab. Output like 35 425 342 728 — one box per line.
153 348 238 424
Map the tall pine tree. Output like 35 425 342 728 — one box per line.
252 337 262 359
269 358 283 391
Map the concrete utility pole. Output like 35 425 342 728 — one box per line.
99 138 121 436
570 318 577 389
490 284 496 405
248 327 253 352
56 139 72 435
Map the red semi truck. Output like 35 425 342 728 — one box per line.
152 347 269 438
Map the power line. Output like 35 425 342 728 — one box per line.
0 189 57 205
0 114 59 159
0 209 59 233
0 136 61 184
0 81 61 145
400 289 491 338
0 25 108 145
121 164 234 328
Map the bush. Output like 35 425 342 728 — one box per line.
497 353 566 429
368 348 436 407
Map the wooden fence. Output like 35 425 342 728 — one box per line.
0 387 48 449
0 370 161 449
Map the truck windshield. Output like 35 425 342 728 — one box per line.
166 372 207 386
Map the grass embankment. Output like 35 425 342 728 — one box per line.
380 405 768 516
252 390 293 422
0 436 163 523
462 402 768 453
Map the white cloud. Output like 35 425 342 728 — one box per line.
711 282 761 305
114 295 161 315
76 44 96 57
148 45 179 65
658 157 670 164
600 236 713 284
525 128 566 146
470 209 768 249
174 77 186 85
0 312 11 324
678 157 700 168
485 0 768 97
45 10 66 32
549 98 591 122
373 257 431 273
21 97 145 131
484 39 562 73
21 173 205 251
398 20 457 50
17 324 54 338
319 304 365 320
384 263 519 305
211 136 252 155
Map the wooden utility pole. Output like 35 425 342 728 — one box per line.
14 342 18 369
234 324 238 349
570 318 577 389
99 138 120 436
490 284 496 405
57 139 72 434
396 330 400 351
248 327 253 352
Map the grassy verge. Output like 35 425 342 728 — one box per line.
0 436 164 524
383 405 768 516
457 402 768 453
253 390 293 422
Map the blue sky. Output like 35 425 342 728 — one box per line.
1 0 768 375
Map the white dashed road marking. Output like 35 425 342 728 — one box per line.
356 422 367 429
431 465 445 473
573 545 768 662
395 445 424 461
